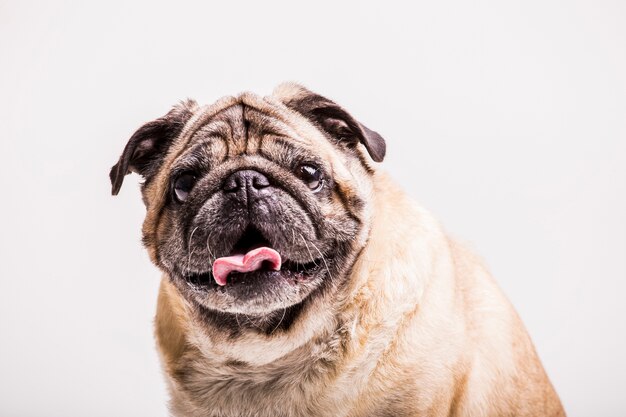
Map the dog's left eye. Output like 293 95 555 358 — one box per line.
297 164 324 192
173 173 197 202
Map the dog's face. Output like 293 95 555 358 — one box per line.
110 84 385 330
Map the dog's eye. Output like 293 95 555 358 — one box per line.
173 173 196 202
297 164 323 192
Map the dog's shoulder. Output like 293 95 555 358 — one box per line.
445 240 565 416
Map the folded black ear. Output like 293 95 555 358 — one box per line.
109 100 197 195
280 87 386 162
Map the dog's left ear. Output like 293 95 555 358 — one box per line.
110 100 197 195
275 83 386 162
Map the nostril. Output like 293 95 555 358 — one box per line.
223 176 241 192
251 174 269 189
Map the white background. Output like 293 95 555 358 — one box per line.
1 1 625 416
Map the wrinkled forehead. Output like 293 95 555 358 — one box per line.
182 98 329 161
180 92 337 160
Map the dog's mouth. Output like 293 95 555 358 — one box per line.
185 226 324 288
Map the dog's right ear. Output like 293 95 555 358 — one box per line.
109 100 197 195
273 83 386 163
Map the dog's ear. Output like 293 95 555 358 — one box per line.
275 83 386 162
110 100 197 195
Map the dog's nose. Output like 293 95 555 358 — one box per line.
222 170 270 197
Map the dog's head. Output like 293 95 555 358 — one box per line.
110 83 385 332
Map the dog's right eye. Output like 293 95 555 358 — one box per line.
297 164 324 192
173 173 197 203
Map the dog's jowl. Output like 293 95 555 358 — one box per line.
110 83 565 417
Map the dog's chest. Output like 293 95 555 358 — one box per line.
172 352 337 417
170 338 356 417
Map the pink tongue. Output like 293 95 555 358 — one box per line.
212 247 282 286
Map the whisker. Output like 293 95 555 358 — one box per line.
299 233 319 268
271 307 287 334
235 312 242 331
187 226 199 273
244 314 263 331
309 240 331 280
205 232 215 263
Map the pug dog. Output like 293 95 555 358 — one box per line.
110 83 565 417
